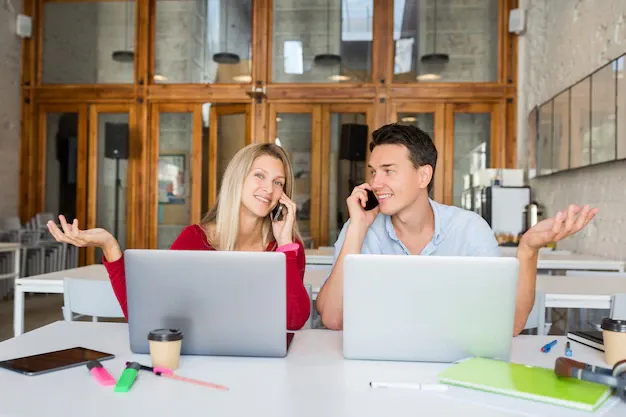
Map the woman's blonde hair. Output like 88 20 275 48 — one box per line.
201 143 301 251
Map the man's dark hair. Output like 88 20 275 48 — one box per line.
369 123 438 192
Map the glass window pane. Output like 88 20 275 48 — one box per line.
216 111 247 194
570 78 591 168
617 56 626 159
328 114 367 244
155 0 252 84
591 63 617 164
275 114 312 247
45 113 79 219
272 0 373 83
393 0 499 82
453 113 490 207
538 101 553 175
157 113 193 249
43 1 135 84
95 114 129 263
553 90 569 171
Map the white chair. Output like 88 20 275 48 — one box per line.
304 284 313 329
610 294 626 320
63 278 125 322
565 271 626 330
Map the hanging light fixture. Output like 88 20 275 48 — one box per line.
112 2 134 62
418 0 448 80
213 4 240 64
314 0 341 66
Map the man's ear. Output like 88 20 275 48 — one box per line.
419 165 433 190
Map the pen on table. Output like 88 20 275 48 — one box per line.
369 381 448 392
541 339 558 353
127 361 228 391
565 341 572 357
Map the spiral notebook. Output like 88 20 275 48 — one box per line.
438 357 612 412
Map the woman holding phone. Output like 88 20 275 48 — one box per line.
47 143 311 330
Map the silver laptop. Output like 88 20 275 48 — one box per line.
343 254 519 363
124 249 294 358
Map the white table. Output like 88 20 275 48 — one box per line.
13 264 107 337
305 248 626 272
535 274 626 335
1 321 623 417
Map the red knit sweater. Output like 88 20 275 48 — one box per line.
102 224 311 330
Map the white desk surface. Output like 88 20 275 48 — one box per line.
15 264 107 287
0 322 623 417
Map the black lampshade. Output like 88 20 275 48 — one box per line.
112 50 134 63
314 53 341 66
213 52 241 65
420 53 449 65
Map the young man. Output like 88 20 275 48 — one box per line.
316 123 598 335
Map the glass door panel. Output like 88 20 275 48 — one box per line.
37 104 88 266
269 105 320 248
445 103 496 209
208 104 251 208
155 109 194 249
87 105 133 264
323 104 373 247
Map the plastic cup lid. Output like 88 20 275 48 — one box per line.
148 328 183 342
601 318 626 333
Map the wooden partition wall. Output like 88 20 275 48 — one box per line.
19 0 519 258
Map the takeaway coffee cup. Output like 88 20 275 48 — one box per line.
600 318 626 367
148 329 183 370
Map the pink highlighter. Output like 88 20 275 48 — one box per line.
87 360 116 386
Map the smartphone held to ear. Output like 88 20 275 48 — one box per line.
364 189 379 211
271 204 285 222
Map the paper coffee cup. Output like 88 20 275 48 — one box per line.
600 318 626 367
148 329 183 370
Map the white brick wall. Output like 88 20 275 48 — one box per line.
0 0 22 218
519 0 626 260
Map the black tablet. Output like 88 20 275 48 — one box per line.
0 347 115 376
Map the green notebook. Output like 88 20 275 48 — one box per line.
438 358 612 412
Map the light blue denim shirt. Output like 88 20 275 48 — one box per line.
331 199 500 269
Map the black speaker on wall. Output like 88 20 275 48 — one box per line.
339 123 368 161
104 122 129 159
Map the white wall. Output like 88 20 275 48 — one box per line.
0 0 22 219
518 0 626 259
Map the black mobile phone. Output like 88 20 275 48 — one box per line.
364 189 379 211
271 204 285 222
0 347 115 376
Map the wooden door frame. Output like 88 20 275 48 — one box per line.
148 103 203 249
207 104 252 209
85 103 136 264
390 102 446 203
444 102 500 206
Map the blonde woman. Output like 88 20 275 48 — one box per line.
47 143 311 330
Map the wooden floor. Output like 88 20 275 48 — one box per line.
0 294 64 342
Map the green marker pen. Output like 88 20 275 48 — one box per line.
114 362 140 392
